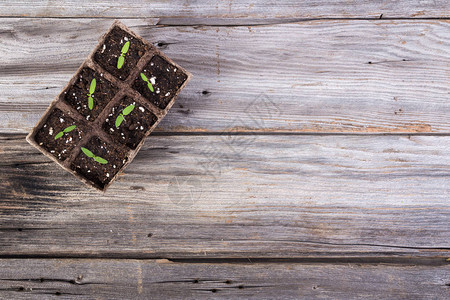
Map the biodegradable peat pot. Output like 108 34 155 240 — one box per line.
26 20 192 191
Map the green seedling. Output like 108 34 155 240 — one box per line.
81 147 108 164
115 104 135 128
87 78 96 110
117 41 130 69
140 73 154 92
54 125 76 140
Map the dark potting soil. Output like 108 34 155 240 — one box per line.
70 136 129 189
63 67 118 122
34 108 85 161
102 96 157 149
93 26 148 81
132 55 188 109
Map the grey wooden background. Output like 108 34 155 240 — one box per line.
0 1 449 299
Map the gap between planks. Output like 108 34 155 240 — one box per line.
3 133 450 139
0 16 449 25
0 255 448 266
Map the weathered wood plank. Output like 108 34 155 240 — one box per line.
1 19 449 133
0 259 448 299
0 0 448 20
1 134 449 257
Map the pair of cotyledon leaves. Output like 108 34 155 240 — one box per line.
117 41 130 69
87 78 96 110
115 104 135 128
54 125 77 140
140 73 154 92
81 147 108 164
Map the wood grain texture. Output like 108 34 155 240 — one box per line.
1 134 449 258
1 1 449 297
0 259 449 299
1 19 449 134
0 0 448 21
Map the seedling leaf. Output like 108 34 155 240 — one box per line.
147 82 154 92
88 96 94 110
123 104 135 116
140 73 148 81
121 41 130 54
94 156 108 164
117 56 125 69
54 132 64 140
115 114 124 127
81 147 94 158
64 125 76 133
89 78 96 94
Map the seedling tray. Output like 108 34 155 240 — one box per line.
26 20 192 191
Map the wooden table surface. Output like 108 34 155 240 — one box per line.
0 1 449 299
